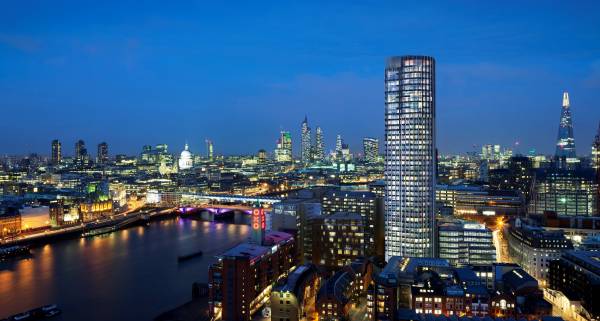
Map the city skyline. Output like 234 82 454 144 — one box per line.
1 1 600 156
2 3 600 321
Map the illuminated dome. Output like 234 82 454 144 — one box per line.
178 143 194 170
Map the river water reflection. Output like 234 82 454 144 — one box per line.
0 218 250 320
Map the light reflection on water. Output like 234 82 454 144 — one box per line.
0 219 249 320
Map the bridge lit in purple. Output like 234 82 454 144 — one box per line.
178 206 252 215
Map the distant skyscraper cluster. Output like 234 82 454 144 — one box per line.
48 139 109 167
299 116 327 164
384 55 436 259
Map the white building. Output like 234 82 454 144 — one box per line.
178 143 194 170
384 55 436 259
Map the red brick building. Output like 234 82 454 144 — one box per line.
208 231 295 321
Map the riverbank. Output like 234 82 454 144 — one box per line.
0 207 176 247
154 297 210 321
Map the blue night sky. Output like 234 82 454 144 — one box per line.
1 1 599 157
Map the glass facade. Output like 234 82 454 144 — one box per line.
301 116 312 163
438 221 496 266
555 92 576 158
528 169 598 216
363 137 379 163
384 56 436 259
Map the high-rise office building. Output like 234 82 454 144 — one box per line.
384 55 436 259
301 116 312 163
593 123 600 215
363 137 379 163
592 122 600 170
97 142 108 164
74 139 88 165
555 91 576 159
275 131 293 162
206 139 214 161
335 134 343 154
314 126 325 162
51 139 61 165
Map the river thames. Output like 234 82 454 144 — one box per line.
0 218 250 320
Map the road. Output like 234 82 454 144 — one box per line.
348 299 368 321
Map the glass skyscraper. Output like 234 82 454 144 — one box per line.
384 55 436 259
555 91 576 158
314 126 325 162
301 116 312 163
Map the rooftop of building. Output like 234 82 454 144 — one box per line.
436 184 485 192
220 242 269 261
375 257 450 286
502 268 538 292
534 167 596 180
454 267 482 284
325 211 363 221
317 269 353 304
275 264 319 299
562 250 600 274
219 231 292 261
396 309 564 321
263 231 293 245
323 189 378 199
438 219 489 232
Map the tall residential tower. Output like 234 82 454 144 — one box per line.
363 137 379 163
592 122 600 170
301 116 312 163
555 91 576 158
314 126 325 162
51 139 61 165
97 142 108 164
384 55 436 259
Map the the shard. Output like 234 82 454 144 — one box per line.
555 91 576 158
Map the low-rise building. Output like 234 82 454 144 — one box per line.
549 250 600 320
436 184 524 217
270 264 321 321
506 219 573 286
437 219 496 266
0 206 21 238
